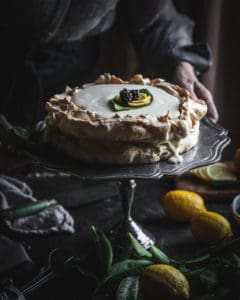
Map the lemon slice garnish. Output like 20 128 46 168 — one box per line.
128 95 151 107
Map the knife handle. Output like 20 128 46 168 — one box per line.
1 200 57 220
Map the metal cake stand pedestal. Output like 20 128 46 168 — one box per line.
38 118 230 248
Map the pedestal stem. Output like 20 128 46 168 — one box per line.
118 179 155 249
119 179 136 222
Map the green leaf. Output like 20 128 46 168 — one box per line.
200 269 218 289
183 267 206 277
91 227 113 277
184 254 210 265
91 226 99 242
178 265 190 273
128 233 152 259
149 245 170 264
116 276 139 300
226 253 240 269
110 99 134 111
13 127 30 141
106 259 152 282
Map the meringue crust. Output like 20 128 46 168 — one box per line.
43 74 207 165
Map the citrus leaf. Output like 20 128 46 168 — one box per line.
91 227 113 277
13 127 30 141
98 231 113 271
226 253 240 269
178 265 190 273
116 276 139 300
106 259 152 282
128 233 152 259
91 226 99 242
184 254 210 264
183 267 206 277
200 269 218 289
149 245 170 264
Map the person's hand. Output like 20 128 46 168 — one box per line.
172 61 219 123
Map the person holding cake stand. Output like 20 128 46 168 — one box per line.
0 0 218 126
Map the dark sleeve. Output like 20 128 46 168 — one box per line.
122 0 212 80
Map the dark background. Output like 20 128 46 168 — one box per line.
100 0 240 160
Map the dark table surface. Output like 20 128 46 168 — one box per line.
3 169 233 300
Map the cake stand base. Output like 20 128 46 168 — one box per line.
112 179 155 249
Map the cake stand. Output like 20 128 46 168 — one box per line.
28 118 230 248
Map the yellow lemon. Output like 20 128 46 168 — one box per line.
140 264 190 300
162 190 206 222
191 211 232 244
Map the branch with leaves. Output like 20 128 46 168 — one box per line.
72 227 240 300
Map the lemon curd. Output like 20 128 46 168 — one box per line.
72 84 180 119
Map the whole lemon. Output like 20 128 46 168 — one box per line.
162 190 206 222
140 264 190 300
191 211 232 243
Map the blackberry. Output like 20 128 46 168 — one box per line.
131 89 140 100
120 88 133 105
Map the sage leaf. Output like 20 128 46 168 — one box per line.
149 245 170 264
116 276 139 300
128 233 152 259
106 259 152 282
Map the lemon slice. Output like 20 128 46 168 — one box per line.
128 94 151 107
197 167 212 181
191 166 210 181
206 162 237 181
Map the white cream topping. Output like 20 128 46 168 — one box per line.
72 84 180 119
